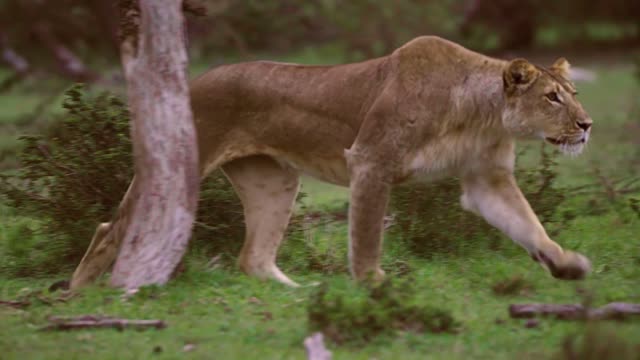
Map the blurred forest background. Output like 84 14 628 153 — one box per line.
1 0 639 83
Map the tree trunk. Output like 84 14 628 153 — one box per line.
109 0 199 289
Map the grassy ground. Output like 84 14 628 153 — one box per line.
1 55 639 358
1 212 639 359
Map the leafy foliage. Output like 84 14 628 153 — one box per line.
389 145 567 257
308 278 459 344
0 85 244 276
0 85 131 275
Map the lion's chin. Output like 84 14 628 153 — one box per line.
545 137 586 156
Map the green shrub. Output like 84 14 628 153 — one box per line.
0 85 245 276
308 278 459 345
389 145 567 257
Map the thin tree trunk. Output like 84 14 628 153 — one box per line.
109 0 199 289
33 22 98 82
0 31 29 74
0 29 30 92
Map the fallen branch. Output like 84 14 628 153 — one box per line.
0 299 31 308
41 315 166 331
509 303 640 321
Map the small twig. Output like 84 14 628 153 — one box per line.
592 166 618 202
41 315 166 331
509 303 640 321
193 220 220 231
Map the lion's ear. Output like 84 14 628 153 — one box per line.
503 59 539 96
550 57 571 78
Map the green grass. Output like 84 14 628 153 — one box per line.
1 212 639 359
1 56 639 359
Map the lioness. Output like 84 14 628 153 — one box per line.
71 36 592 288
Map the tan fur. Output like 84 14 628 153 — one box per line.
71 36 593 289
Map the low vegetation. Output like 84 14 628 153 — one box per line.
0 85 245 276
308 279 459 344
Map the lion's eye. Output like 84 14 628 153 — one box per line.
546 92 561 103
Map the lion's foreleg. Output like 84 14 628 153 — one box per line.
461 170 591 280
347 164 391 281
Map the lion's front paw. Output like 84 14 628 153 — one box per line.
536 250 591 280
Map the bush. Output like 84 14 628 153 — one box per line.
307 278 459 344
0 85 245 276
389 145 567 258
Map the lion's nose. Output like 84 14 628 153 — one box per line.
576 119 592 131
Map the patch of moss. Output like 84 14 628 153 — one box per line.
307 278 459 344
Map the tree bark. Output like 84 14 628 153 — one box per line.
109 0 199 289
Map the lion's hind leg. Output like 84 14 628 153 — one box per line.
69 222 118 289
221 155 300 287
70 178 138 289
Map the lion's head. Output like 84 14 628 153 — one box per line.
501 58 592 155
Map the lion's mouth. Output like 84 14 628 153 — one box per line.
545 137 564 145
545 137 587 156
545 137 586 146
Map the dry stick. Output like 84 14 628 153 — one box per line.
41 315 166 331
304 332 332 360
509 303 640 321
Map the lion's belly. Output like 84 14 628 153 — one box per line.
274 153 350 187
